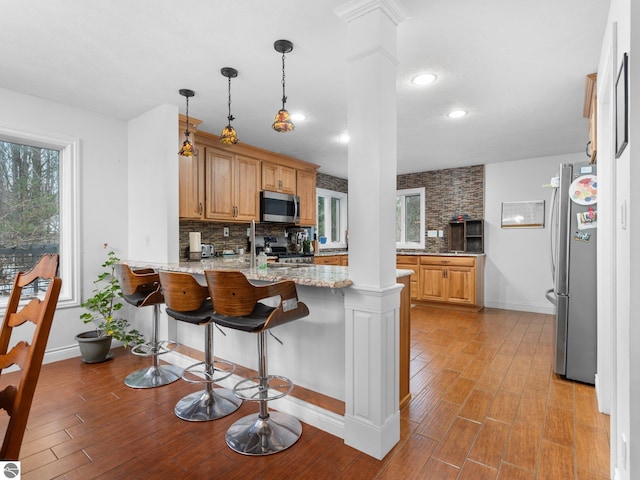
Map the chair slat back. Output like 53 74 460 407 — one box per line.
0 254 61 460
159 271 209 312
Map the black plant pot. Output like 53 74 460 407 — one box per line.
75 331 113 363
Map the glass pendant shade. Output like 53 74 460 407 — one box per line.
220 125 239 145
178 136 195 156
272 109 295 132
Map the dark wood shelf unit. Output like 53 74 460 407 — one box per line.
448 219 484 253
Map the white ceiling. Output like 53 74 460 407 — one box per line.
0 0 610 177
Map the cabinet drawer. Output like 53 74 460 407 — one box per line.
396 255 419 265
420 256 475 267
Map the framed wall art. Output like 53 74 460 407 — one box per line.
615 52 628 158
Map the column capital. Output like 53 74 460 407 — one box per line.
335 0 408 25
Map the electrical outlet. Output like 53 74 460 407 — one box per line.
223 227 229 237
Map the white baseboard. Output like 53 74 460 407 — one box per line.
484 299 555 315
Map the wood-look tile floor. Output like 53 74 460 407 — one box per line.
2 307 610 479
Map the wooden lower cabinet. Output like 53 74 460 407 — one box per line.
397 254 484 311
314 255 348 266
396 255 418 299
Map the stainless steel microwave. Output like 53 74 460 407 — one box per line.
260 191 300 224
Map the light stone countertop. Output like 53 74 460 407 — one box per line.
127 257 412 289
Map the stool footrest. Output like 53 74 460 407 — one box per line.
182 359 236 385
130 340 179 357
233 375 294 402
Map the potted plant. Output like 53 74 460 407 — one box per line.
76 247 144 363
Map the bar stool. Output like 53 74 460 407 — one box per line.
114 264 182 388
204 270 310 456
158 270 242 421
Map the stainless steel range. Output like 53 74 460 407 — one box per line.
254 236 315 264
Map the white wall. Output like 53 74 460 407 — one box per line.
0 87 129 360
484 152 584 313
597 1 638 479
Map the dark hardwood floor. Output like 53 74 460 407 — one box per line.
2 306 610 479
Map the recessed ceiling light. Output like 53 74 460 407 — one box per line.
290 113 306 121
447 109 468 119
337 132 350 143
411 73 437 86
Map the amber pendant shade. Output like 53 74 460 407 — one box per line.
179 137 194 157
272 109 295 133
220 126 239 145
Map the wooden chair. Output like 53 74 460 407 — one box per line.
159 271 241 421
0 254 61 460
114 264 182 388
204 270 309 455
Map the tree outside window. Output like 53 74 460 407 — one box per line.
396 187 425 249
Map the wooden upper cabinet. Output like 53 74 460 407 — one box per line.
262 162 296 194
179 144 204 219
204 149 260 222
178 116 204 219
234 155 261 221
178 118 318 223
584 73 597 163
297 169 317 226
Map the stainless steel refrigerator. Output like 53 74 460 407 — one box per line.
545 162 597 384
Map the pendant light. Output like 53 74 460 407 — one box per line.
178 89 196 156
272 39 295 133
220 67 240 145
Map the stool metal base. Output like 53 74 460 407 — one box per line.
225 412 302 456
175 387 242 422
124 364 183 389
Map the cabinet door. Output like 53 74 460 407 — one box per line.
446 266 476 305
178 144 204 219
279 165 297 194
234 155 260 221
262 162 296 194
297 170 317 226
419 265 446 301
205 149 234 219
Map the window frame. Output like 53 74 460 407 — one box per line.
396 187 425 249
0 126 80 311
316 187 348 250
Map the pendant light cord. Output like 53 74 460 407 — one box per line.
281 52 287 109
227 76 234 126
184 96 191 137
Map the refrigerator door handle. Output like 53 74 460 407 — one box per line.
545 288 556 305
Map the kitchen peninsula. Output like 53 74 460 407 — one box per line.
125 257 412 437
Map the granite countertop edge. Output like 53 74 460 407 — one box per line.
126 259 418 289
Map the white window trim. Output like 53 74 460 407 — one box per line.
316 187 348 250
396 187 425 250
0 125 80 311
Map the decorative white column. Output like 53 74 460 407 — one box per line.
335 0 408 460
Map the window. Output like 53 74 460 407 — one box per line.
316 188 348 249
396 187 425 249
0 127 79 309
